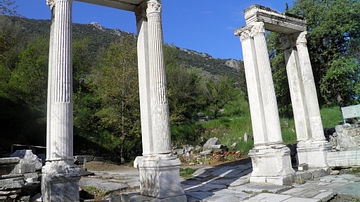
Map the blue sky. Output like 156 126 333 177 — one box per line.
16 0 293 60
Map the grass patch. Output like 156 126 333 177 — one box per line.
320 105 342 128
83 186 107 197
180 167 196 179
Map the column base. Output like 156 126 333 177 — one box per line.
137 155 186 201
297 140 331 168
41 160 81 202
249 144 295 185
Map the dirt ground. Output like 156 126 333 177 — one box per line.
84 161 134 172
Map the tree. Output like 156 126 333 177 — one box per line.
6 36 49 111
200 75 238 119
0 0 17 16
269 0 360 110
320 57 360 107
165 45 201 124
91 36 141 161
290 0 360 106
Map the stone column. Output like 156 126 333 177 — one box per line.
135 2 152 157
296 31 331 168
135 1 186 201
146 0 171 156
251 22 283 145
42 0 81 201
234 23 295 186
296 31 326 142
236 26 268 146
281 34 310 142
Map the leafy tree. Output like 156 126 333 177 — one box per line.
165 45 202 124
320 57 360 106
200 75 238 119
0 0 17 16
269 0 360 111
91 36 141 161
6 36 49 111
290 0 360 106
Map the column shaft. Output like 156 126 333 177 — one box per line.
147 0 172 155
238 27 267 146
296 32 326 142
47 0 73 161
136 3 152 156
251 22 283 144
43 1 80 201
282 34 310 141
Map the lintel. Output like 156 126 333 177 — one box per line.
244 4 306 34
75 0 144 11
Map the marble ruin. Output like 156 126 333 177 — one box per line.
234 5 331 185
43 0 185 201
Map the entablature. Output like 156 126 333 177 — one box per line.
244 4 306 34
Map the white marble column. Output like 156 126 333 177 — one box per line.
295 31 330 168
135 2 152 157
296 31 326 142
42 0 80 201
135 1 186 200
147 0 172 155
237 26 268 146
235 24 295 186
251 22 283 145
282 34 310 142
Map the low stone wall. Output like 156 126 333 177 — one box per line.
327 150 360 167
327 124 360 167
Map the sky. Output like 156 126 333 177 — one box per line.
15 0 293 60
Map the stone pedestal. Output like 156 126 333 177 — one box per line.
137 156 186 201
297 141 331 168
249 145 295 185
41 161 81 202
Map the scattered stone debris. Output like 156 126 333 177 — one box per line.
0 150 41 201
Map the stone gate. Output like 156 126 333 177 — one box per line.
234 5 331 185
42 0 186 201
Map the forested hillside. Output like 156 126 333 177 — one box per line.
1 0 358 162
0 16 244 160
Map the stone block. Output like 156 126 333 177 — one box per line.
249 145 295 185
10 150 42 174
327 150 360 167
0 178 24 190
74 155 94 164
0 157 20 175
298 163 308 171
297 141 331 168
138 156 186 200
41 161 81 202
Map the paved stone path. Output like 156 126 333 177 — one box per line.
80 159 360 201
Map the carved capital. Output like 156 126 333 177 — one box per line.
296 31 308 45
47 0 73 10
46 0 55 10
147 0 162 15
135 1 147 22
250 22 265 36
234 25 253 41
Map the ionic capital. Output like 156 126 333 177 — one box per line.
46 0 55 10
147 0 162 15
296 31 308 45
234 25 252 41
47 0 73 10
250 22 265 36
